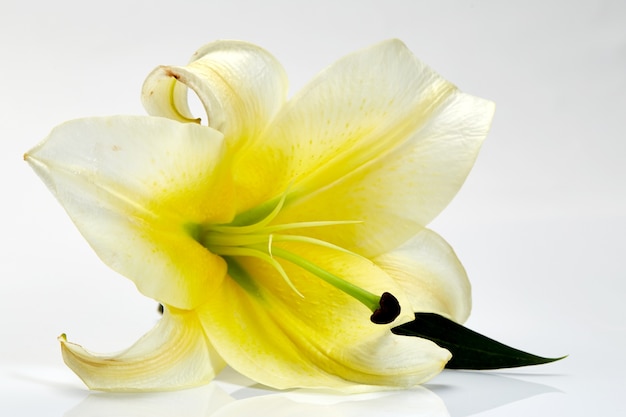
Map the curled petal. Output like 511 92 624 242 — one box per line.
374 229 472 323
141 40 288 153
25 116 233 309
60 308 225 391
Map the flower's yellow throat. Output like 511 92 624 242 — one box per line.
188 192 400 324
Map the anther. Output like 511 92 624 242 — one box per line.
370 292 401 324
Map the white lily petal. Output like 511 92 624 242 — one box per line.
232 39 453 209
375 229 472 323
337 331 451 390
233 39 494 234
25 116 233 309
274 89 494 257
60 307 225 391
141 40 288 152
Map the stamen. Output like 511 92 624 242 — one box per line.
370 292 401 324
268 234 274 258
271 234 361 257
269 247 400 324
263 220 362 234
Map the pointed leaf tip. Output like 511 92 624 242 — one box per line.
392 313 565 370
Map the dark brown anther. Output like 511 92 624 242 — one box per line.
370 292 401 324
157 304 164 314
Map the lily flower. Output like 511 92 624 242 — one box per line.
25 39 494 392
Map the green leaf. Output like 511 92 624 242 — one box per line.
391 313 565 369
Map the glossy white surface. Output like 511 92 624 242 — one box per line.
1 0 624 415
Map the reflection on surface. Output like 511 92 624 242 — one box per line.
64 384 235 417
65 383 448 417
215 388 448 417
64 369 560 417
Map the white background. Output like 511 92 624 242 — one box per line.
1 0 624 415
